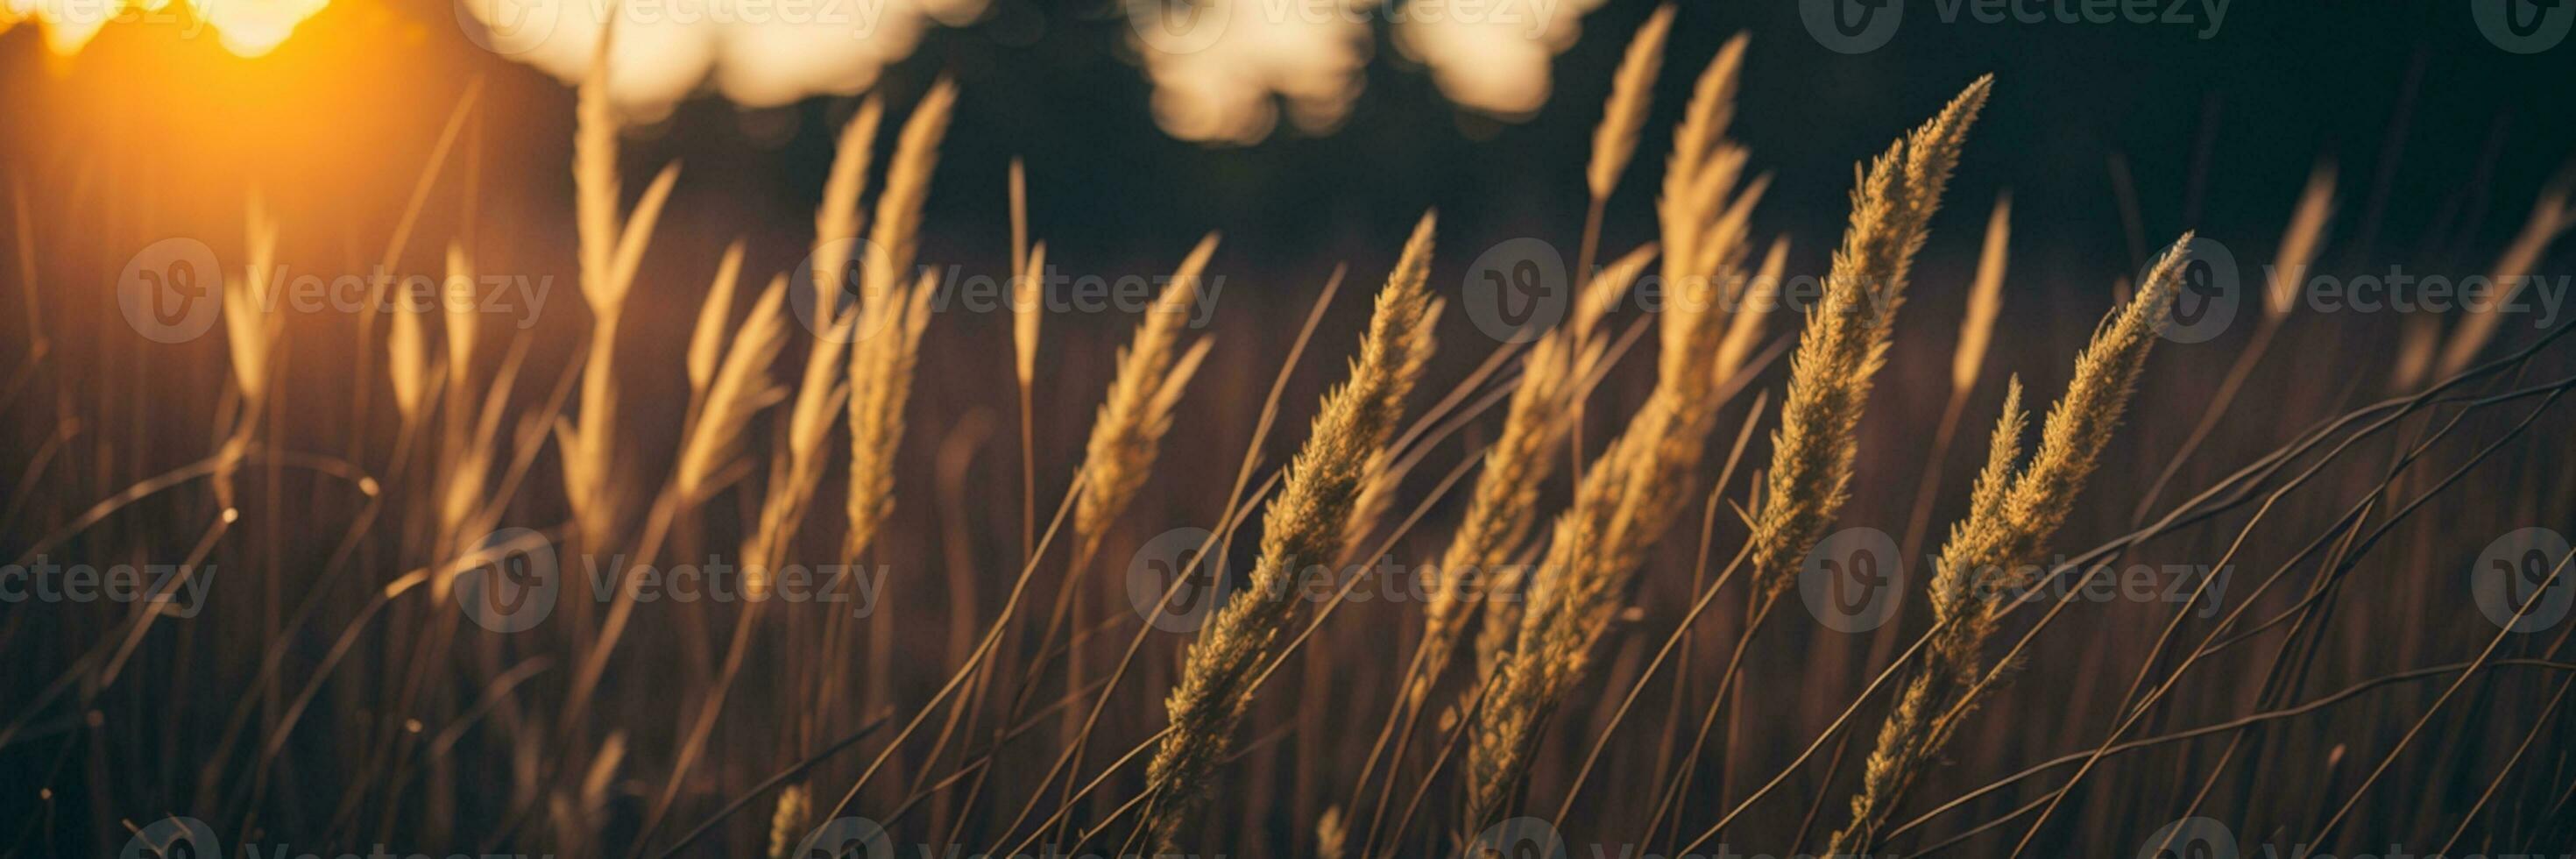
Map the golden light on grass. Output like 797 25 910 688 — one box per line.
9 11 2570 859
3 0 326 55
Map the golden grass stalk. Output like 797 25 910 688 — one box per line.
813 96 885 318
216 195 283 511
1715 235 1787 387
1341 288 1443 552
442 241 478 390
2433 175 2574 380
1316 806 1348 859
1074 234 1220 562
387 288 431 426
1653 34 1762 391
1462 76 1988 836
674 275 791 505
2262 163 2336 322
1744 77 1992 602
862 79 958 310
1667 33 1744 198
744 307 853 577
766 784 810 859
836 82 958 562
1411 244 1653 712
843 270 937 561
1952 191 2011 392
1461 89 1790 839
1143 212 1440 850
2388 315 2440 392
1830 233 2191 853
222 195 283 406
1453 48 1782 833
1014 237 1043 393
1660 31 1748 295
560 34 683 548
1587 3 1674 204
687 240 747 401
1900 193 2009 561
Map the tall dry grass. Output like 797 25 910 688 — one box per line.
1143 212 1440 849
7 10 2575 859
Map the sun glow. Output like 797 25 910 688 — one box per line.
0 0 328 56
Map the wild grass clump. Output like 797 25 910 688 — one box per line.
1143 212 1440 849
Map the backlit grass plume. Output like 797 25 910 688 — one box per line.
1073 233 1221 564
1143 211 1440 850
1412 243 1652 713
214 196 282 512
560 33 683 549
1745 76 1992 601
1830 233 2191 853
1459 52 1793 835
843 82 958 562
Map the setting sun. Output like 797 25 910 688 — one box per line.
1 0 326 55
